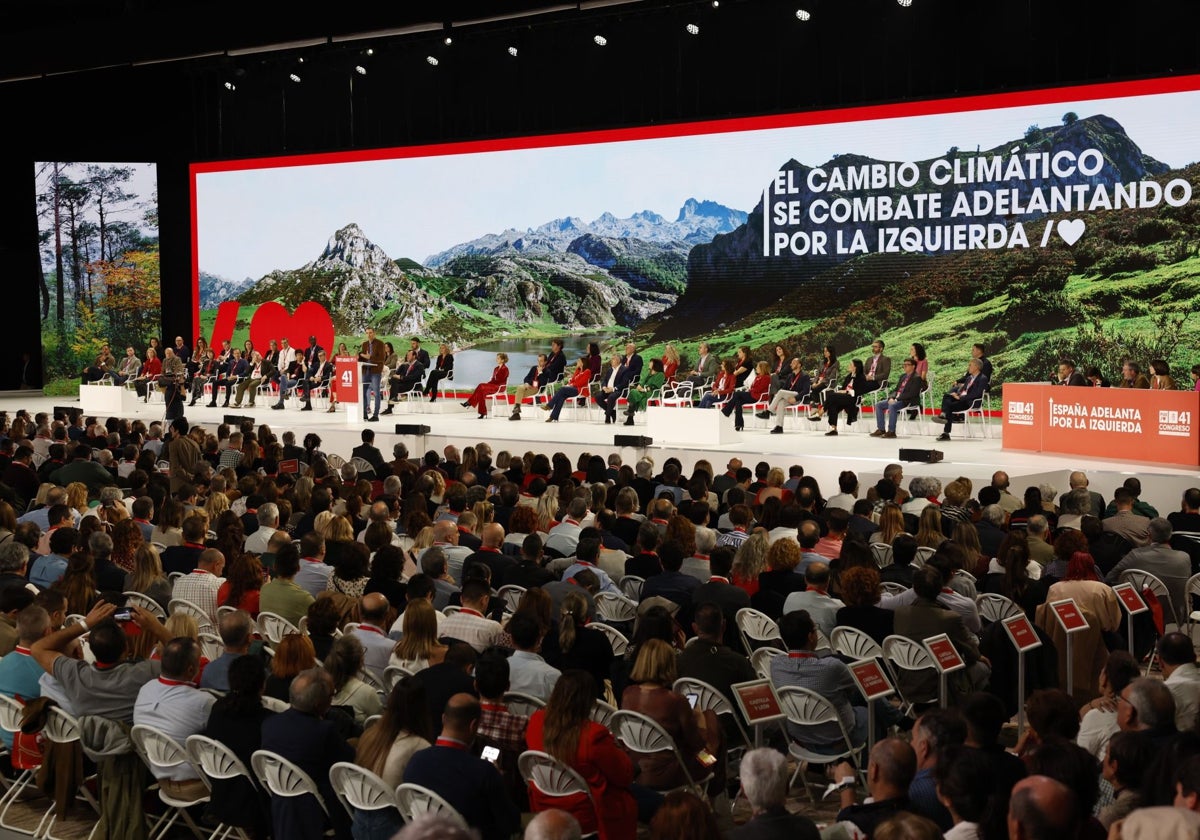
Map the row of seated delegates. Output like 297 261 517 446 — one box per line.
380 341 455 413
507 338 567 421
5 415 1200 835
1051 357 1188 390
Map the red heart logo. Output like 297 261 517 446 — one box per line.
248 301 335 359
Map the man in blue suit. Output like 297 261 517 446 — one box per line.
623 342 644 384
207 349 248 407
402 693 521 840
936 358 988 441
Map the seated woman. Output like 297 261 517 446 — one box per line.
388 599 447 673
1149 358 1175 390
619 639 724 799
835 566 893 644
819 359 868 435
305 596 343 662
463 352 510 419
134 347 163 401
218 552 264 617
325 635 383 727
545 357 593 423
721 361 771 431
697 359 736 409
353 677 432 840
751 538 808 619
662 344 680 384
980 532 1048 618
265 632 318 701
623 358 666 426
203 656 274 839
807 345 839 419
526 670 657 837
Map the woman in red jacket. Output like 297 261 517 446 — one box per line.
697 359 736 409
526 670 649 839
722 360 771 431
544 357 592 422
463 352 509 418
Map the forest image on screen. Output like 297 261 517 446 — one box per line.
36 162 160 395
193 76 1200 390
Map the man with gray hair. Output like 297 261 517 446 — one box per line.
244 502 281 555
88 530 127 592
261 667 353 840
730 748 820 840
1117 677 1178 745
1007 775 1081 840
902 477 940 517
544 497 589 558
524 809 583 840
1106 517 1190 625
0 542 31 593
199 609 256 691
1056 487 1093 531
1026 515 1055 567
1068 471 1105 518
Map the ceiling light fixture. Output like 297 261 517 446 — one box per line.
288 72 301 83
593 34 607 46
685 23 699 35
507 46 519 57
444 36 453 45
223 81 236 91
795 8 811 20
897 0 913 5
426 55 439 66
354 65 367 75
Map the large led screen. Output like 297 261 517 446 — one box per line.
192 76 1200 390
37 162 160 394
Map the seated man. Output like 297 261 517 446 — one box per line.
292 350 332 411
199 609 257 692
31 601 171 723
765 357 811 435
402 693 522 840
508 352 550 421
936 358 988 442
730 748 820 840
207 348 247 408
1116 359 1151 389
1052 358 1087 387
133 637 216 802
831 739 919 836
862 339 892 394
871 357 924 439
172 548 227 626
382 350 426 414
261 668 354 840
0 605 50 750
438 579 502 653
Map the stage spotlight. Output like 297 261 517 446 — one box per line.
223 81 236 91
444 36 453 45
712 0 719 6
507 46 519 57
288 72 301 83
593 34 607 46
897 0 912 5
795 8 811 20
354 64 367 75
426 55 439 66
685 23 699 35
366 48 374 56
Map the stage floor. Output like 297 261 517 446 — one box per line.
11 390 1197 515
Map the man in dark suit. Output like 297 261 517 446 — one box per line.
639 540 700 624
690 547 751 648
407 337 431 370
351 428 387 477
862 338 892 394
622 342 644 384
260 668 353 840
160 516 209 576
872 357 924 439
893 566 989 704
543 338 567 384
411 643 478 736
594 354 627 425
207 349 247 407
765 359 811 434
292 350 331 412
382 350 426 413
508 353 549 421
402 693 521 840
936 358 988 441
1052 359 1088 386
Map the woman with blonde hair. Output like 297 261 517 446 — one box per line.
204 491 230 521
731 530 769 597
872 503 907 545
620 639 723 795
535 486 560 533
65 482 89 519
313 510 337 539
389 599 447 672
125 544 172 612
324 635 383 725
754 466 792 506
471 501 494 532
914 505 946 549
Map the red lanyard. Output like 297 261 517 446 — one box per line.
788 652 815 659
435 737 468 751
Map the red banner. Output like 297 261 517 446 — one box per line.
1003 383 1200 467
334 357 359 403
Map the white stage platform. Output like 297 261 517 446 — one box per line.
10 392 1198 515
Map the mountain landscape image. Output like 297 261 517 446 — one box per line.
200 111 1200 392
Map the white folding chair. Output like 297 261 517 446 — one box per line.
881 635 939 713
216 605 239 620
123 591 167 619
1120 568 1178 629
912 546 937 568
384 664 415 692
591 621 629 656
257 611 300 645
503 692 546 717
750 646 784 680
594 592 638 624
735 607 783 655
130 725 211 840
881 582 910 597
251 749 331 822
168 597 216 634
674 676 752 757
199 631 224 662
976 593 1023 624
497 585 527 614
590 699 618 728
395 783 469 827
618 576 645 601
186 735 258 840
830 626 884 661
35 708 99 840
0 695 39 833
776 685 866 802
329 762 401 822
518 751 598 835
870 543 893 569
261 696 289 713
610 710 712 797
1186 572 1200 641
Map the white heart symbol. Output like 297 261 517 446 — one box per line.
1057 219 1085 246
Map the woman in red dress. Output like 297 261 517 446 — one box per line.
463 352 509 418
661 344 680 384
526 670 641 839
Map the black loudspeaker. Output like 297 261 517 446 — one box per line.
224 414 255 426
394 424 431 435
614 435 653 447
899 448 943 463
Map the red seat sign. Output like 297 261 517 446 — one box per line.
731 679 786 726
1050 599 1089 633
1113 583 1149 615
849 659 895 700
1002 614 1042 652
923 634 965 673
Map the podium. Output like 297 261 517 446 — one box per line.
646 406 735 445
